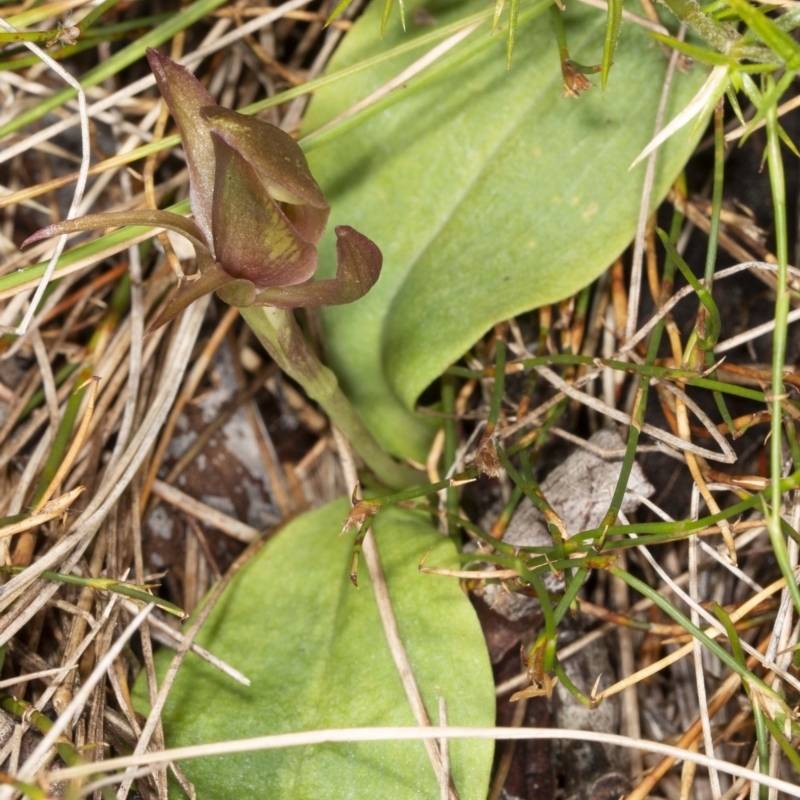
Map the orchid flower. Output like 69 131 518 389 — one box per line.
22 51 422 490
23 49 382 331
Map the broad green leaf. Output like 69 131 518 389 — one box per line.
133 500 494 799
302 0 710 462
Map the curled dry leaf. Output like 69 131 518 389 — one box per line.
475 436 503 478
341 499 381 535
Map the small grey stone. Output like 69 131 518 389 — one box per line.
476 427 654 621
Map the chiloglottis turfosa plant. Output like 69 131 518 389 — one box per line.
23 49 382 331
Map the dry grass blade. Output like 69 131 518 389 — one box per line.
14 603 154 784
306 19 484 140
45 726 800 797
595 576 792 702
150 479 265 542
0 15 90 337
333 426 459 799
33 376 99 514
0 488 84 538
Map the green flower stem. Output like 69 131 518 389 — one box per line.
485 338 506 436
553 565 588 624
705 104 725 288
240 306 422 489
549 4 576 72
590 211 684 543
368 472 474 506
658 230 720 350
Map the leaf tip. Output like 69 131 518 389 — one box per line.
20 231 44 249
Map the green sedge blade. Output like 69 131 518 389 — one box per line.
381 0 395 37
728 0 800 67
650 32 737 67
657 228 721 350
601 0 622 91
492 0 506 32
506 0 520 68
324 0 352 27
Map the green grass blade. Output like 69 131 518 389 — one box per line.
650 32 737 67
75 0 124 32
764 74 800 617
601 0 623 90
0 0 231 140
0 16 175 72
325 0 353 26
777 122 800 157
761 716 800 773
0 30 59 43
608 565 788 712
381 0 394 36
492 0 506 32
740 68 795 145
657 229 721 350
506 0 520 67
727 0 800 66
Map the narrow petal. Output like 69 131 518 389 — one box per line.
211 132 318 287
22 209 215 271
147 263 234 333
250 226 382 308
147 49 218 247
203 107 329 212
